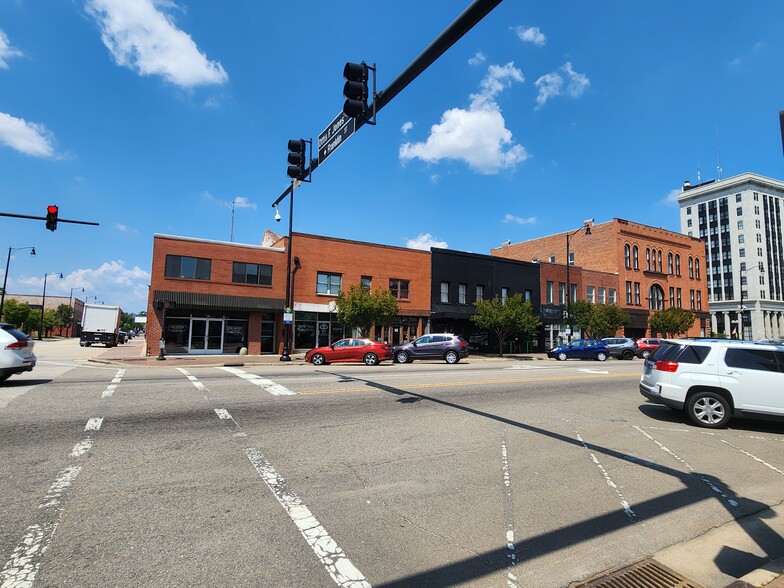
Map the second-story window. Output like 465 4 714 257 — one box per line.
317 272 342 295
361 276 372 290
624 244 631 269
645 248 651 271
232 262 272 286
389 278 410 300
546 281 554 304
586 286 595 303
632 246 639 270
668 253 674 275
440 282 449 303
458 283 467 304
165 255 211 280
476 285 484 302
501 287 509 305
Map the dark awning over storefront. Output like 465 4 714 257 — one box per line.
153 290 284 312
430 303 475 320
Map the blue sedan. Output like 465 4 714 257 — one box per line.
547 338 609 361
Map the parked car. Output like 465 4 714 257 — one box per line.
635 338 664 359
640 338 784 428
393 333 469 364
602 337 637 360
0 323 37 383
305 338 392 366
547 338 609 361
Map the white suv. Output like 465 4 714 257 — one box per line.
640 338 784 428
0 323 37 383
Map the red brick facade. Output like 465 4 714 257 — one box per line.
491 219 709 338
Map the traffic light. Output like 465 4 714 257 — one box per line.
287 139 306 180
343 62 369 118
45 205 58 231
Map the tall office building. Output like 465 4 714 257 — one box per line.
678 172 784 340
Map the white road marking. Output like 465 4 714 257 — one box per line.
578 369 609 375
576 432 637 522
177 368 368 587
1 369 125 588
217 366 296 395
633 426 739 507
500 429 519 587
720 439 784 476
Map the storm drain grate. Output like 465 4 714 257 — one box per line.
576 558 704 588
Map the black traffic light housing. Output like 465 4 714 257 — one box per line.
343 61 376 124
45 205 59 231
286 138 312 182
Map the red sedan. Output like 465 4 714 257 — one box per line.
305 338 392 366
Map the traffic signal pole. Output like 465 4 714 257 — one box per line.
271 0 503 208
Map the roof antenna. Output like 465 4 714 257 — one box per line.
697 147 701 184
716 126 723 180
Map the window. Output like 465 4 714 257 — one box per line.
546 281 554 304
501 287 509 305
676 288 682 308
645 248 651 271
687 219 692 227
695 259 700 279
735 193 742 202
232 262 272 286
675 254 681 276
458 283 467 304
696 290 702 310
668 252 674 275
598 287 606 304
549 255 556 263
476 285 484 302
738 220 744 230
317 272 342 295
686 206 692 214
688 257 694 278
586 286 595 303
634 282 641 305
632 246 639 270
440 282 449 303
757 234 762 243
568 251 575 266
361 276 372 290
164 255 211 280
571 283 578 304
725 348 779 372
669 287 675 307
754 206 760 215
389 278 410 300
626 281 632 304
738 234 745 244
737 207 743 216
657 250 663 273
559 283 566 305
649 284 663 310
689 290 695 309
756 220 761 229
609 289 617 304
524 289 533 302
624 244 631 269
739 248 745 257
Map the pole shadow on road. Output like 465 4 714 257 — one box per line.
333 372 783 588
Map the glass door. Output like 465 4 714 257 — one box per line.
189 318 224 354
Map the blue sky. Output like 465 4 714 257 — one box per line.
2 1 783 314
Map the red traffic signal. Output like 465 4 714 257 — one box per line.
45 205 59 231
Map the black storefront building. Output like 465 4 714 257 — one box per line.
429 248 542 354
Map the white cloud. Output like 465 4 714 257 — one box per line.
534 62 590 109
503 214 537 224
400 62 528 175
513 26 546 47
0 29 23 68
401 121 414 134
662 188 681 206
0 112 56 157
85 0 228 88
232 196 256 209
468 51 486 66
406 233 448 250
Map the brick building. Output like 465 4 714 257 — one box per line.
491 218 709 339
146 232 431 356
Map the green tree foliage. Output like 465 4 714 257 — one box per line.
2 299 32 330
42 309 57 337
470 293 542 356
571 301 629 338
335 284 399 338
648 307 696 338
55 304 73 335
120 311 135 330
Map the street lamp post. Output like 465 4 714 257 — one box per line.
272 180 299 361
564 220 593 343
69 286 84 337
39 272 63 340
1 246 36 321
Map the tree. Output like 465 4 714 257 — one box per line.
42 309 57 338
648 307 696 338
55 304 73 335
2 299 32 330
471 293 542 356
571 301 629 338
335 284 399 338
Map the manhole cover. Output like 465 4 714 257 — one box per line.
576 558 704 588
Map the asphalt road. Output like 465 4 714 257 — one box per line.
1 340 783 587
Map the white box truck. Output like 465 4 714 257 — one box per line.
80 304 122 347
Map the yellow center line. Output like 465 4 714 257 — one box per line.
298 372 640 395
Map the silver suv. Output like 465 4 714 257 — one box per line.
392 333 469 364
640 338 784 428
602 337 636 360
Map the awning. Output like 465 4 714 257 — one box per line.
153 290 284 312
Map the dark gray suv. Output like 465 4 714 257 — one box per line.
393 333 469 364
601 337 637 360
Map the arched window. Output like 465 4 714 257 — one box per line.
649 284 665 310
675 254 681 276
624 244 631 269
632 246 639 270
688 257 694 278
657 250 663 273
645 248 651 271
695 258 700 279
667 252 674 275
